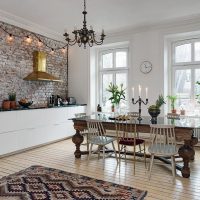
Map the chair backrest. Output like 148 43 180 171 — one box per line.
150 124 176 147
115 115 137 141
86 119 106 140
167 113 180 119
75 113 86 118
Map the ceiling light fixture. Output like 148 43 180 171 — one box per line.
63 0 106 49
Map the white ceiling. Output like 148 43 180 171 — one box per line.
0 0 200 37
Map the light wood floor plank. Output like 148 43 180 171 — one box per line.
0 139 200 200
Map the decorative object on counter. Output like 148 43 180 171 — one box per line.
107 83 126 113
2 100 10 110
8 92 17 109
167 95 177 114
63 0 105 49
97 104 102 112
132 85 148 121
67 97 76 105
148 94 165 123
18 99 33 108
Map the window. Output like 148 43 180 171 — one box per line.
171 39 200 115
98 48 129 111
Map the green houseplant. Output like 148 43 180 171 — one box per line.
106 83 126 112
167 95 177 113
8 92 17 109
148 94 165 122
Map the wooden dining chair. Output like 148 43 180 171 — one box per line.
86 119 118 166
115 115 146 174
148 124 178 180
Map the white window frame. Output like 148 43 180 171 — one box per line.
171 38 200 113
98 47 129 109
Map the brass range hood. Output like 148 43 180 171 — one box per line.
23 51 62 82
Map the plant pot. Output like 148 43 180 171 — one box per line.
148 108 160 124
2 100 10 110
172 109 177 114
111 105 115 112
10 101 17 109
180 109 185 115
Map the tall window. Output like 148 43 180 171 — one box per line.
171 38 200 114
98 48 129 111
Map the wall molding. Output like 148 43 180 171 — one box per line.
0 8 63 41
107 14 200 38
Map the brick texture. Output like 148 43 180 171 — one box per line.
0 21 68 107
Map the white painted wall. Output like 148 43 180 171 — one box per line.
68 19 200 116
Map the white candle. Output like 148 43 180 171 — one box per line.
146 87 148 99
139 85 141 97
132 87 134 98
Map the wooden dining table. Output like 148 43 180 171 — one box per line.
71 114 199 178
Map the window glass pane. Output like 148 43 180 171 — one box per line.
195 42 200 61
175 43 191 63
102 74 113 108
175 69 191 98
195 69 200 97
116 73 127 108
102 53 113 68
116 51 127 68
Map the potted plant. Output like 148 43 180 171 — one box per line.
8 92 16 109
106 83 126 112
167 95 177 113
2 99 10 110
148 94 165 123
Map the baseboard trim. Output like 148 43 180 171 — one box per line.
0 136 72 158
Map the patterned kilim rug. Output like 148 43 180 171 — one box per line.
0 165 147 200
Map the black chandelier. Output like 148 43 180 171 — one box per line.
63 0 106 49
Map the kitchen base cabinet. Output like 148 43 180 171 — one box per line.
0 106 86 156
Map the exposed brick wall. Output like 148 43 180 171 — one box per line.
0 21 68 107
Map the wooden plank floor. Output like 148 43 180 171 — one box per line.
0 139 200 200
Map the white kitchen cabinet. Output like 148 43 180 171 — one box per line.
0 105 86 156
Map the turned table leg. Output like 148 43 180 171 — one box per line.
178 140 195 178
72 129 84 158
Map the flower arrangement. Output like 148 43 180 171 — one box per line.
106 83 126 106
148 94 165 111
167 95 177 113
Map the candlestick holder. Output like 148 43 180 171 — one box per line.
132 96 148 121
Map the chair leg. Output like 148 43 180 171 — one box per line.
111 141 118 162
88 143 93 161
144 142 147 169
137 132 142 152
97 145 101 160
103 145 105 166
173 156 176 176
86 133 89 151
148 154 154 180
171 156 176 180
133 145 136 175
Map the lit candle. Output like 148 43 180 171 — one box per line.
138 85 141 97
146 87 148 99
132 87 134 98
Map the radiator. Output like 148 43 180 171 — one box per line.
193 128 200 141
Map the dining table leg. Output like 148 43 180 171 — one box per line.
178 139 196 178
72 129 84 158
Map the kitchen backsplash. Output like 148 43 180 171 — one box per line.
0 21 68 107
